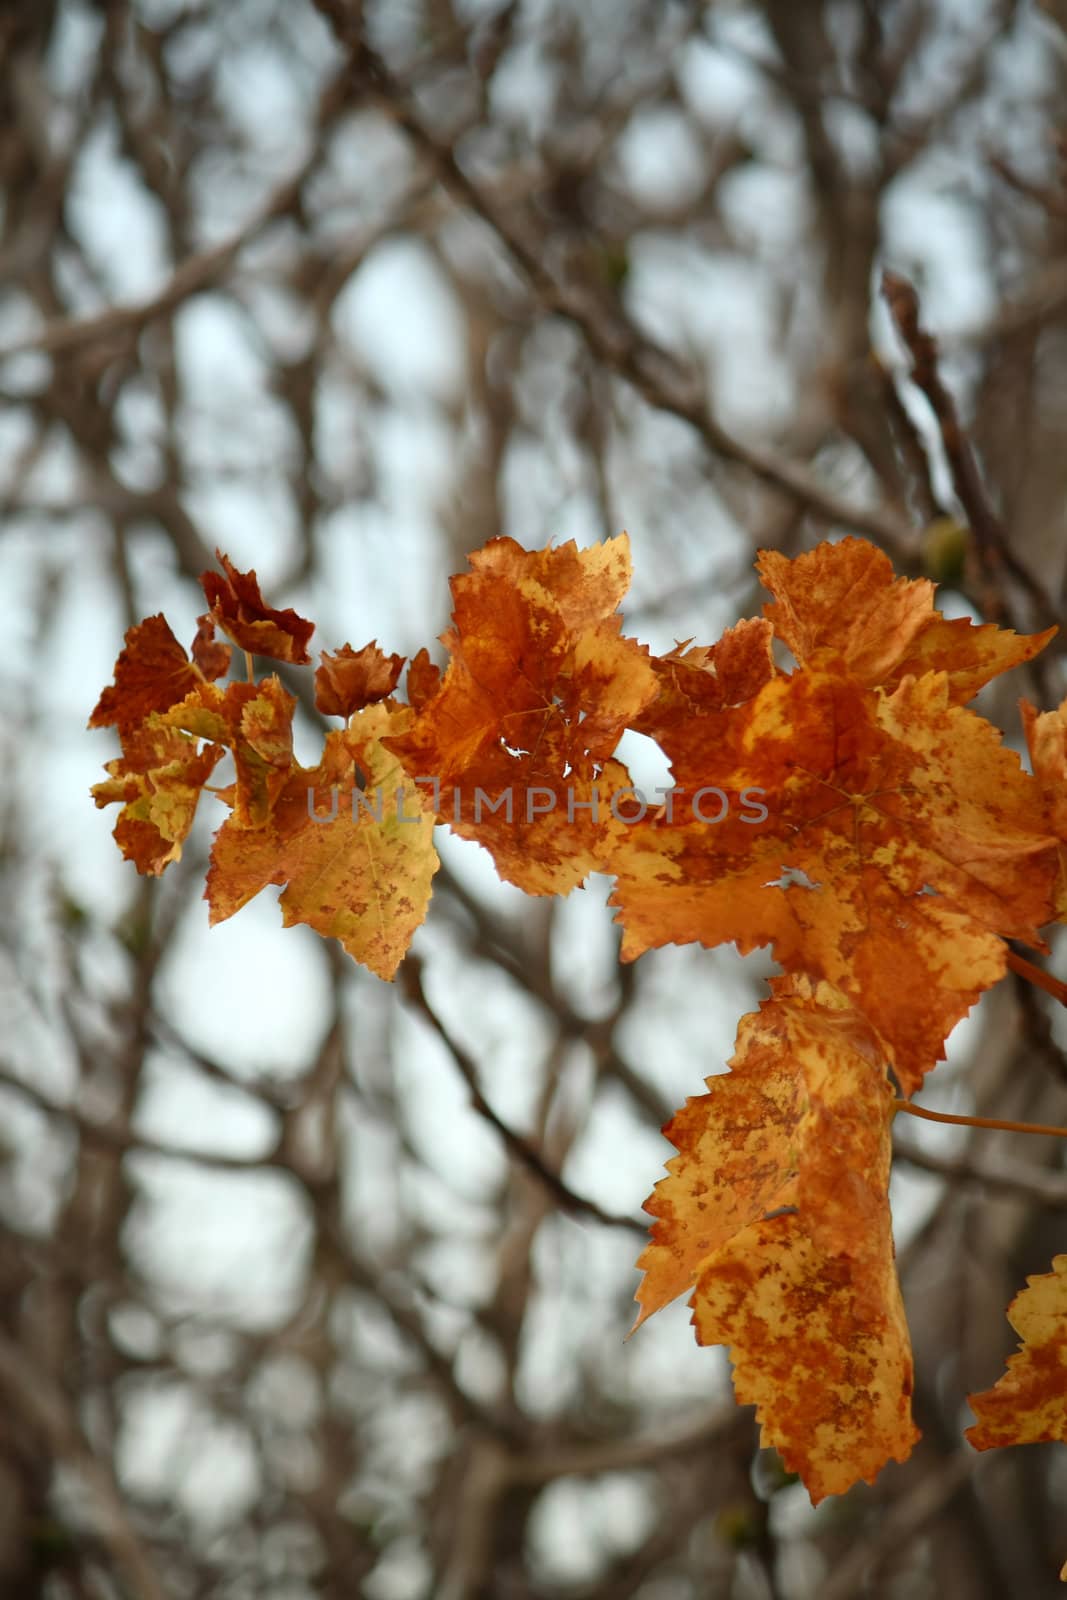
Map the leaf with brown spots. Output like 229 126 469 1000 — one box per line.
206 701 438 979
161 676 296 829
692 1207 917 1502
967 1255 1067 1452
632 985 809 1331
91 720 224 874
637 980 917 1499
607 653 1056 1092
759 537 1054 702
386 534 658 893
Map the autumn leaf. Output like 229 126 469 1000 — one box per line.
88 614 205 735
161 676 296 828
632 987 809 1329
631 618 777 755
406 647 442 711
966 1254 1067 1452
636 981 917 1499
206 701 438 979
1021 697 1067 920
691 1208 917 1503
759 537 1054 703
386 534 658 893
91 720 224 874
608 658 1056 1091
191 613 232 682
316 642 405 718
201 550 314 664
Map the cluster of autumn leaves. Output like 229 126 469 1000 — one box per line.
91 535 1067 1542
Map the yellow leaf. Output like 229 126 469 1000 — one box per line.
207 702 437 979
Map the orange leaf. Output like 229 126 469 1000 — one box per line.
608 660 1056 1091
88 614 204 735
316 641 405 718
759 537 1054 702
386 535 658 894
206 702 438 979
91 720 224 875
201 550 314 664
161 677 296 829
966 1254 1067 1451
637 982 917 1499
191 613 232 681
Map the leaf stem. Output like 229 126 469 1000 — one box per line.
1005 947 1067 1008
244 650 256 682
893 1100 1067 1139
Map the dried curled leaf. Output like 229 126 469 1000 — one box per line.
88 614 204 735
191 613 232 682
406 647 442 711
161 677 296 829
91 721 224 874
201 549 314 664
316 641 405 718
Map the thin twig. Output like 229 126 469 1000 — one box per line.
505 1399 738 1484
400 956 647 1238
307 3 917 554
0 1333 169 1600
0 160 311 362
0 1064 281 1172
880 269 1059 639
893 1098 1067 1140
0 46 377 368
1006 947 1067 1008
